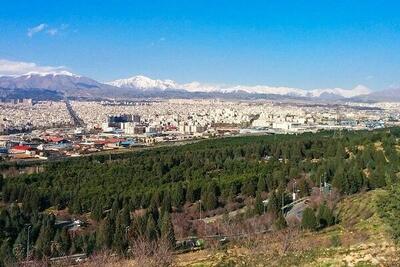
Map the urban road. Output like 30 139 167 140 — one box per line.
65 98 85 127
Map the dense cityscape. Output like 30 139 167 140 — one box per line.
1 98 400 162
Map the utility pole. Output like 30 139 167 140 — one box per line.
292 180 297 201
319 174 323 194
125 226 130 240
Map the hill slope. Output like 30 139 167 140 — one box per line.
173 190 399 267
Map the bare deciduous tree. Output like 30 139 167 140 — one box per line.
130 236 174 267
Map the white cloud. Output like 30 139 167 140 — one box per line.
27 23 48 37
27 23 69 37
0 59 70 76
46 28 59 36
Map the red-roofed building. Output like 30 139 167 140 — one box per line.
10 145 34 155
45 136 67 143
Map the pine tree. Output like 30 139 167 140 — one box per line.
242 179 256 197
59 228 71 255
0 176 3 191
91 202 103 221
274 212 287 230
267 191 280 215
96 217 113 249
112 224 125 253
0 239 15 266
35 221 54 257
301 207 317 231
161 191 172 215
202 183 218 211
298 179 311 198
120 207 131 227
110 199 121 220
257 177 267 193
254 192 264 215
332 165 348 194
172 183 184 208
160 212 176 248
145 215 158 240
317 203 334 228
186 183 195 203
70 197 82 214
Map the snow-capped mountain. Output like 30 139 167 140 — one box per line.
107 75 371 99
0 72 118 98
306 85 371 98
354 87 400 102
107 75 178 91
0 72 379 101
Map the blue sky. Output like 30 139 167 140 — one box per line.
1 1 400 90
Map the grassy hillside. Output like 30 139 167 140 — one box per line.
173 189 399 267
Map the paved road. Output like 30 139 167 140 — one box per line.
65 98 85 127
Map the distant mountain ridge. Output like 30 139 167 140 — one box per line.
0 72 397 102
0 72 118 99
352 87 400 102
107 75 371 99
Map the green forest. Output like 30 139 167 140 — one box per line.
1 128 400 265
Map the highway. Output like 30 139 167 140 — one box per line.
65 98 85 127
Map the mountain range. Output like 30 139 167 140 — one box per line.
107 75 372 98
0 72 398 102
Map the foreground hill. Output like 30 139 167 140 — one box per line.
173 190 399 266
79 189 400 266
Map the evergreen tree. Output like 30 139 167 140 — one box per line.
145 215 158 240
110 199 121 220
91 202 103 221
332 165 348 194
160 212 176 248
70 197 82 214
112 225 126 253
96 217 113 249
35 221 54 257
257 177 267 193
161 191 172 215
317 203 335 228
0 176 3 191
274 212 287 230
186 183 195 203
242 179 256 197
172 183 185 208
254 192 264 215
301 207 317 231
0 239 15 266
59 228 71 255
120 207 131 227
298 179 311 198
202 183 218 211
267 191 280 215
